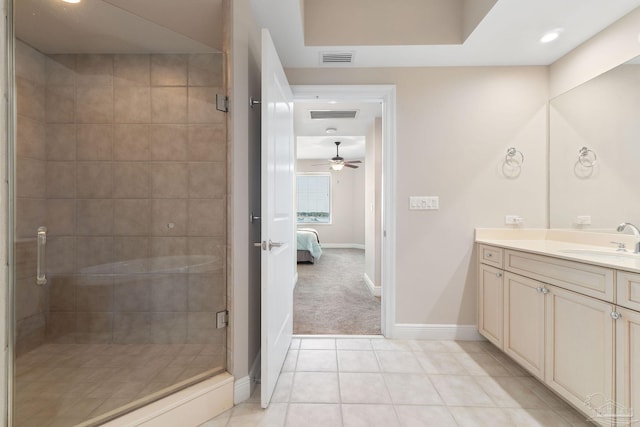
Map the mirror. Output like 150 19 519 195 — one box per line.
549 59 640 230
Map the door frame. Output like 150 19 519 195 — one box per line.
291 85 396 336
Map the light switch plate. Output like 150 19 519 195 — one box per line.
505 215 523 225
409 196 439 210
576 215 591 225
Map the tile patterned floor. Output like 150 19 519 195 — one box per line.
201 337 595 427
14 343 223 427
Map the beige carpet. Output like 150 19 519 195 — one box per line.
294 248 381 335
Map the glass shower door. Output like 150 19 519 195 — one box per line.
10 1 228 425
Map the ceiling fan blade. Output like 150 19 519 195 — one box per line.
344 164 359 169
344 160 362 164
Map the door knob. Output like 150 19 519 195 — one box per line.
254 241 284 250
268 240 284 251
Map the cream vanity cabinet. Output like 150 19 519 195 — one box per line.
545 284 615 417
616 272 640 426
503 271 546 380
477 244 634 426
478 262 504 347
477 245 505 347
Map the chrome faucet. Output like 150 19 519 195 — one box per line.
617 222 640 253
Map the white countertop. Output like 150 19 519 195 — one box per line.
476 228 640 273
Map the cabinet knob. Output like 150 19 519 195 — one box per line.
486 253 493 257
541 287 549 294
496 272 502 278
610 311 622 320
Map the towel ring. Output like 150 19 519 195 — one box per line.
578 146 597 168
505 147 524 167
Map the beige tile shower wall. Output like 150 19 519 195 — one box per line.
15 41 47 355
43 53 227 356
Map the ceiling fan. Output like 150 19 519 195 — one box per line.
314 141 362 170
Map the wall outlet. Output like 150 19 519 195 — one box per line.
409 196 439 210
575 215 591 225
505 215 523 225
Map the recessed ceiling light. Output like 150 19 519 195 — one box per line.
325 127 337 134
62 0 81 3
540 28 563 43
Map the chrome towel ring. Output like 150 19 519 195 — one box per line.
505 147 524 167
578 146 597 168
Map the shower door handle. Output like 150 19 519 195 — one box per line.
36 226 47 286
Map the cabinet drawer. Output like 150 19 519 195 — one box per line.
617 271 640 311
504 250 614 302
479 244 503 268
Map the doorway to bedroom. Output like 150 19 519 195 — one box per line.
292 90 385 336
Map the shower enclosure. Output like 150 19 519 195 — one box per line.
9 1 228 425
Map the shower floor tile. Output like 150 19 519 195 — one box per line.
13 343 224 427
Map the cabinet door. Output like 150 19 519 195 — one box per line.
504 272 545 380
545 285 615 425
478 263 503 348
616 307 640 427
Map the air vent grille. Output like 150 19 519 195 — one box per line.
320 52 354 65
309 110 359 120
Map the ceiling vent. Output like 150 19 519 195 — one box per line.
309 110 359 120
320 51 354 65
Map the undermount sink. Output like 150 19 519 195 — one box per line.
559 248 640 260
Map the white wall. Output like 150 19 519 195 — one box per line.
229 0 261 392
296 159 365 246
286 66 549 325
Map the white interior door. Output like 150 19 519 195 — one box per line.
260 29 295 409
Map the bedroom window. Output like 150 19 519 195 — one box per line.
297 173 331 224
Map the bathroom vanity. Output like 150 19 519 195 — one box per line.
476 229 640 427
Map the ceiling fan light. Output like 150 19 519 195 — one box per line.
331 163 344 171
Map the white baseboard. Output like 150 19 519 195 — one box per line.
391 324 485 341
363 273 381 297
234 350 261 404
233 376 251 405
321 243 365 249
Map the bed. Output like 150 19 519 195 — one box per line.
297 228 322 263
